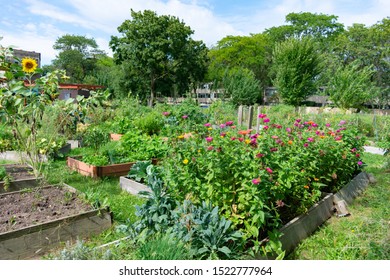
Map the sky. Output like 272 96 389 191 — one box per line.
0 0 389 65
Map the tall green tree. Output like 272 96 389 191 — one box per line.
326 60 379 110
110 9 208 106
207 33 271 89
333 18 390 107
222 67 262 106
52 34 105 83
271 37 323 107
266 12 344 48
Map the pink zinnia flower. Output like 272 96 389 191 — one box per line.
358 161 363 165
256 153 265 158
231 137 236 141
304 143 309 147
276 200 285 207
258 113 267 119
295 119 301 123
162 111 170 116
220 123 226 128
270 147 278 152
339 120 346 126
238 137 244 142
220 132 227 137
286 127 292 133
207 146 214 151
307 137 314 142
263 125 269 130
263 118 270 123
182 115 188 119
225 121 234 126
266 167 273 174
252 178 261 185
204 123 211 127
205 137 213 142
325 123 331 127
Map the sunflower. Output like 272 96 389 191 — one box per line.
21 57 38 73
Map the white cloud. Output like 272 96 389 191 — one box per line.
2 0 389 66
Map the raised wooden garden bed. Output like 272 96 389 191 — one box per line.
0 164 41 194
119 176 150 195
67 156 135 178
259 172 372 258
0 184 112 260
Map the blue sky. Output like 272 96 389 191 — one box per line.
1 0 388 65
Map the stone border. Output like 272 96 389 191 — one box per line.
119 176 151 195
0 184 112 260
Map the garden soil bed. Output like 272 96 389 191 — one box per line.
0 184 112 259
0 186 92 233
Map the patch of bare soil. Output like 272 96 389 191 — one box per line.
0 186 93 234
2 164 36 181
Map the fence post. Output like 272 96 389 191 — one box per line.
238 105 243 126
256 106 261 133
247 106 254 129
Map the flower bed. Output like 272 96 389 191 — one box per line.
162 116 365 255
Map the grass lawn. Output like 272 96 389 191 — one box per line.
288 153 389 260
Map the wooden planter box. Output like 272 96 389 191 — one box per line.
110 133 123 141
119 176 151 195
67 156 135 178
0 184 112 260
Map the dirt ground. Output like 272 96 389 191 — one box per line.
1 164 36 181
0 186 93 234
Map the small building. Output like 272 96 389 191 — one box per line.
58 83 105 100
12 49 41 68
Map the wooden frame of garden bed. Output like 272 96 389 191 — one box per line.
261 171 371 257
0 184 112 260
67 156 136 178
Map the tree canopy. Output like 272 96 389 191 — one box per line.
110 9 208 105
52 34 106 83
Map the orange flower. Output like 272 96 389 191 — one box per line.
238 129 252 135
288 140 293 145
304 185 310 189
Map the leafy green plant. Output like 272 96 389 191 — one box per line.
0 166 6 181
82 126 110 150
132 111 164 135
127 161 152 182
135 232 190 260
171 200 243 260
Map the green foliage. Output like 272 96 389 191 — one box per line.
52 34 106 83
127 161 152 182
207 33 271 88
326 61 379 110
222 67 262 106
110 9 208 105
171 200 244 260
54 240 113 260
0 166 6 181
132 111 164 135
271 37 323 107
136 232 190 260
82 126 110 150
